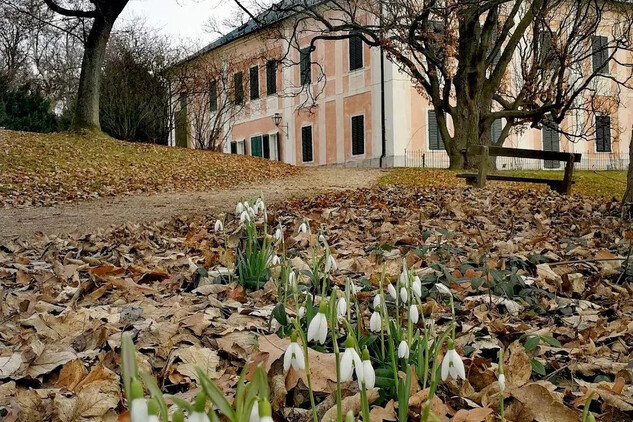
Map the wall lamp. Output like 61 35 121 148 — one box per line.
272 112 289 139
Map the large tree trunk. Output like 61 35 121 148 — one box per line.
71 15 115 132
623 130 633 203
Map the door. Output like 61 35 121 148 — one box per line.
542 122 560 169
250 135 263 157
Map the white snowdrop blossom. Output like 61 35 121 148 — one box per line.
435 283 453 296
337 297 347 317
187 413 211 422
148 416 159 422
399 270 408 286
412 276 422 299
214 220 223 232
235 202 244 215
288 271 297 289
283 341 306 372
273 227 283 241
318 234 327 245
387 283 397 300
240 210 250 223
441 348 466 381
249 402 260 422
298 222 308 233
369 311 382 332
359 358 375 390
400 287 409 304
270 319 281 333
130 398 148 422
255 198 264 211
498 373 506 392
373 294 382 309
398 341 410 359
409 304 419 324
307 310 328 344
340 347 363 382
325 254 338 273
269 255 281 266
298 306 306 319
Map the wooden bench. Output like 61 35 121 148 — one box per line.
457 146 582 195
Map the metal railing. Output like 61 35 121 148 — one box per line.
404 149 630 171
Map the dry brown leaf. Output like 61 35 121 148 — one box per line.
450 407 494 422
175 346 220 381
56 359 86 390
509 383 580 422
320 388 379 422
369 399 397 421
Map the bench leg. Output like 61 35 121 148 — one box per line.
476 146 489 188
562 155 575 195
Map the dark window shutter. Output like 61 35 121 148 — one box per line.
542 121 560 168
428 110 445 150
230 141 237 154
251 135 263 157
234 72 244 104
300 48 311 85
209 80 218 112
596 115 612 152
263 134 270 159
351 115 365 155
249 66 259 100
266 60 277 95
592 36 609 74
349 35 363 71
302 126 313 162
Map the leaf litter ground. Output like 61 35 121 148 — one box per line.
1 185 632 421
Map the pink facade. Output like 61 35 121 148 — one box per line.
170 17 633 170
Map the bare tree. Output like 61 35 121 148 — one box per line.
236 0 633 169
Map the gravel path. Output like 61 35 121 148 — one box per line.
0 168 385 241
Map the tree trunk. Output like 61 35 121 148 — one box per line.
623 129 633 203
71 15 115 132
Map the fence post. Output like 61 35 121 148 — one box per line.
422 153 425 168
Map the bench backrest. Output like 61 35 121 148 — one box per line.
463 145 582 163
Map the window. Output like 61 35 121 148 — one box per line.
269 133 280 161
300 47 311 85
234 72 244 104
428 110 445 150
230 140 245 154
209 80 218 112
491 119 503 144
250 135 263 157
542 121 560 169
349 35 363 71
351 115 365 155
592 35 609 74
538 31 553 63
249 66 259 100
266 60 277 95
179 91 187 110
301 125 313 162
596 115 612 152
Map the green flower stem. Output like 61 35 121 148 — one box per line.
379 271 399 396
292 320 319 422
359 383 370 422
379 267 386 361
329 298 343 422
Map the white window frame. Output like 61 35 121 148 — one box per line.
236 139 246 155
350 113 366 157
267 131 280 161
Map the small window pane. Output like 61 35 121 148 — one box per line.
301 126 313 162
349 35 363 71
300 47 311 86
592 35 609 74
596 115 612 152
209 80 218 112
266 60 277 95
249 66 259 100
234 72 244 104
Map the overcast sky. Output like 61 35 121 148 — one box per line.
120 0 231 48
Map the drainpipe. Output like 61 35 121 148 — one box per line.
379 44 387 168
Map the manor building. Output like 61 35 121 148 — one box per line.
169 6 633 170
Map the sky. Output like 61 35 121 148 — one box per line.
119 0 233 48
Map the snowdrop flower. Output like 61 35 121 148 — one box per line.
255 198 264 211
340 337 363 382
187 412 211 422
284 333 306 372
441 346 466 381
369 310 382 332
398 340 410 359
270 318 281 332
409 304 419 324
298 222 308 233
251 400 274 422
399 270 408 286
247 205 256 217
214 219 223 232
288 271 297 289
435 283 452 296
130 398 148 422
336 297 347 317
269 255 281 266
249 402 260 422
412 276 422 299
235 202 244 215
387 283 397 300
146 399 160 422
273 227 283 241
298 306 306 319
358 349 375 390
400 287 409 303
498 373 506 392
188 393 211 422
318 234 327 246
325 254 337 273
373 294 382 309
240 210 250 223
307 304 328 344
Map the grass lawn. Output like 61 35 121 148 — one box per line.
0 130 298 207
380 167 627 199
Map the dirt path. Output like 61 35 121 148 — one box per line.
1 168 385 241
